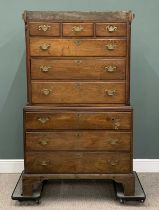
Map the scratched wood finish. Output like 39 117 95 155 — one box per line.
96 23 127 37
25 152 131 174
24 110 132 130
25 131 131 151
31 58 126 80
31 81 125 104
30 38 127 57
63 23 94 36
29 22 60 36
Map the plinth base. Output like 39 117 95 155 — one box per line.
11 171 146 204
114 171 146 203
11 171 44 204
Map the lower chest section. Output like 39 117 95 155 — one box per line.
24 107 133 174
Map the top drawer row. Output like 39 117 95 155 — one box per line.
29 22 127 37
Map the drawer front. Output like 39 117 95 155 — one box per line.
31 82 125 104
31 58 126 80
25 152 131 174
96 23 127 37
63 23 94 37
30 38 127 57
26 131 131 151
25 111 132 130
29 22 60 36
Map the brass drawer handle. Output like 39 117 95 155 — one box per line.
41 161 49 166
40 43 51 51
105 89 116 96
105 43 117 50
39 140 48 145
108 160 119 166
38 25 51 32
40 65 51 73
104 66 117 72
38 117 49 124
41 88 52 96
111 118 120 130
106 25 117 32
108 139 119 145
72 25 83 32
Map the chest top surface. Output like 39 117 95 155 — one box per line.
23 11 134 22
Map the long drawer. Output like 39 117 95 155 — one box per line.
24 110 132 130
25 131 131 151
31 58 126 80
30 38 127 57
31 82 125 104
25 152 131 174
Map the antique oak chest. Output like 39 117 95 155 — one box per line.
22 11 135 196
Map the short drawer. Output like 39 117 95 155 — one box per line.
30 38 127 57
29 22 60 36
63 23 94 37
31 81 125 104
25 152 131 174
96 23 127 37
31 58 126 80
24 110 132 130
26 131 131 151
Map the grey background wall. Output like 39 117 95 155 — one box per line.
0 0 159 159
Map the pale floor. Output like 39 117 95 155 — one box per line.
0 173 159 210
